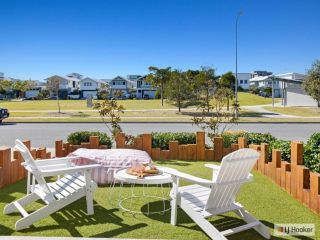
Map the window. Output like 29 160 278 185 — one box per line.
123 81 125 85
244 80 248 84
113 82 115 85
240 80 243 84
73 81 76 88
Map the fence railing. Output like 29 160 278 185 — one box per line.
0 132 319 215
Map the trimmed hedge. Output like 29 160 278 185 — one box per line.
67 131 113 148
151 132 196 150
222 131 276 148
304 133 320 173
269 139 291 162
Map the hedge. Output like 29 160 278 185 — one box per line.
67 131 113 148
304 133 320 173
222 131 276 148
151 132 196 150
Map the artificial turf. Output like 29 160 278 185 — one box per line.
0 160 319 239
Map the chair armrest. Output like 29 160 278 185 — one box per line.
40 164 100 177
204 164 220 171
21 156 79 167
163 168 213 188
34 156 79 166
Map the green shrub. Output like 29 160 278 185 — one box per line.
245 132 276 145
67 131 113 148
151 132 196 150
222 131 246 148
304 133 320 173
222 131 276 148
269 139 291 162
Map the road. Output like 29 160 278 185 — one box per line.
0 122 319 147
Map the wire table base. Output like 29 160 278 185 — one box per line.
109 168 172 215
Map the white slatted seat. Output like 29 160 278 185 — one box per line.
3 139 100 231
165 148 271 240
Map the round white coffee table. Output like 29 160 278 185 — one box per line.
110 167 172 215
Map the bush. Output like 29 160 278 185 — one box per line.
151 132 196 150
304 133 320 173
67 131 113 148
222 131 276 148
222 131 246 148
269 139 291 162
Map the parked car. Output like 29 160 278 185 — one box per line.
0 108 9 123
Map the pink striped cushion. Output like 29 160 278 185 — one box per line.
68 148 152 185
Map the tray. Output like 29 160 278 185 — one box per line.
126 168 161 178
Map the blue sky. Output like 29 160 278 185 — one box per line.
1 0 319 80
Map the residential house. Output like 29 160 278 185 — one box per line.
135 75 157 99
45 73 82 99
278 73 317 107
233 73 251 90
0 72 4 80
249 72 305 98
25 80 46 99
79 77 107 99
109 76 135 98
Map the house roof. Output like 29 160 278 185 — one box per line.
249 74 304 84
45 75 81 82
81 77 106 84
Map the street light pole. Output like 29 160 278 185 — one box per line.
235 11 242 119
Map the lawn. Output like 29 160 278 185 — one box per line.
0 160 319 239
264 106 320 117
0 92 277 112
238 92 280 106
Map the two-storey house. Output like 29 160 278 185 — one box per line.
135 75 157 99
45 73 82 99
79 77 107 99
109 76 135 98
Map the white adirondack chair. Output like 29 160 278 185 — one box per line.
3 139 100 231
166 148 270 240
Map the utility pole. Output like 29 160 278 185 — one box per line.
235 11 242 119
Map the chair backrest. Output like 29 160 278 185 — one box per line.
205 148 259 210
15 139 55 202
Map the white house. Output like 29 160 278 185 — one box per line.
135 75 157 99
45 73 82 99
79 77 106 99
249 72 306 98
233 73 251 90
109 76 135 98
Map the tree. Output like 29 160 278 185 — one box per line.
93 98 125 138
192 87 237 141
264 87 272 97
146 66 171 106
194 66 217 112
47 77 61 113
0 80 13 98
166 70 190 112
304 59 320 107
12 80 34 98
218 71 235 110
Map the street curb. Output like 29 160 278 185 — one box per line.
1 121 320 124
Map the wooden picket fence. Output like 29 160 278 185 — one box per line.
0 132 319 215
55 136 109 157
0 140 51 189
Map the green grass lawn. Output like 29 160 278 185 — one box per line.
0 93 277 112
264 106 320 117
238 92 280 106
0 160 319 239
0 99 175 111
